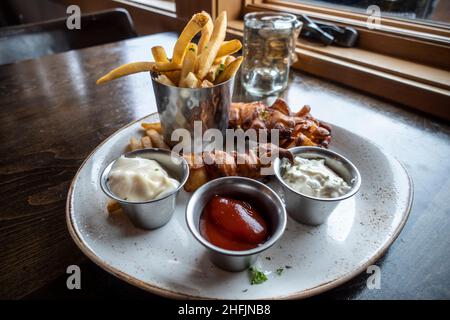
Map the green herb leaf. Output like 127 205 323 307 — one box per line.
188 47 195 52
285 265 292 269
265 257 271 261
215 63 225 78
249 267 268 285
276 268 284 276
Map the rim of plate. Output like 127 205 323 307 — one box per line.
66 112 414 300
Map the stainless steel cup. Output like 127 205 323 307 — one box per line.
274 146 361 226
100 148 189 230
150 73 234 148
186 177 287 272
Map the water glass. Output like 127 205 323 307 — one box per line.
242 12 302 96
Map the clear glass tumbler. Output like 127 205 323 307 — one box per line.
242 12 302 96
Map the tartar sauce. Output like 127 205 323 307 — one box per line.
108 156 179 202
282 156 351 198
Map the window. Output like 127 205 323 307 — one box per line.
126 0 175 13
229 0 450 120
284 0 450 26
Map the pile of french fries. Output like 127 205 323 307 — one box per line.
96 11 243 88
129 122 169 151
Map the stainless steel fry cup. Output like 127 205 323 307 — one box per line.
186 177 287 272
150 73 234 148
274 146 361 226
100 148 189 230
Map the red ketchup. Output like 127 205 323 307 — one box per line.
200 195 269 251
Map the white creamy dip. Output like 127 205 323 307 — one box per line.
282 156 351 198
108 156 179 202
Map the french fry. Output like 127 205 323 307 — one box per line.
197 12 213 55
180 43 198 86
196 11 227 80
201 79 214 88
151 46 182 85
107 200 122 214
129 137 142 151
164 70 181 85
184 165 209 192
180 72 200 88
141 122 162 133
155 61 182 72
146 129 169 149
214 39 242 63
151 46 169 63
172 12 210 66
141 136 153 148
224 55 236 67
96 62 155 84
206 63 223 82
215 56 243 84
156 74 175 86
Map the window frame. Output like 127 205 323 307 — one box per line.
123 0 176 14
263 0 450 38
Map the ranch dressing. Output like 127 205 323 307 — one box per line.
108 156 179 202
282 156 351 198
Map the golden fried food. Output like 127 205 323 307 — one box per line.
179 43 198 87
197 11 214 55
141 136 153 148
215 56 243 84
156 74 175 86
181 72 200 88
151 46 169 63
172 12 210 65
96 11 242 87
147 129 170 149
196 11 227 80
107 200 121 214
141 122 162 133
129 137 142 151
183 144 293 192
229 98 331 148
214 39 242 63
96 62 155 84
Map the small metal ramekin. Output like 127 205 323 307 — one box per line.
186 177 287 272
150 73 234 148
274 146 361 226
100 148 189 230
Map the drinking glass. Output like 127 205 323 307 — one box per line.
242 12 302 96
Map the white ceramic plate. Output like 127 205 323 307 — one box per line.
66 113 413 299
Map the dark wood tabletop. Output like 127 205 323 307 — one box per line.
1 32 449 300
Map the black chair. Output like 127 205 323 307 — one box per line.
0 8 137 65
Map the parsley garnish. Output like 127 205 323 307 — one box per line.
188 47 195 52
249 267 268 285
215 63 225 78
276 268 284 276
265 257 271 261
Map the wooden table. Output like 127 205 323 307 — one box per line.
1 33 449 300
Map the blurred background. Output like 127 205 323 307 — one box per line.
1 0 448 28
